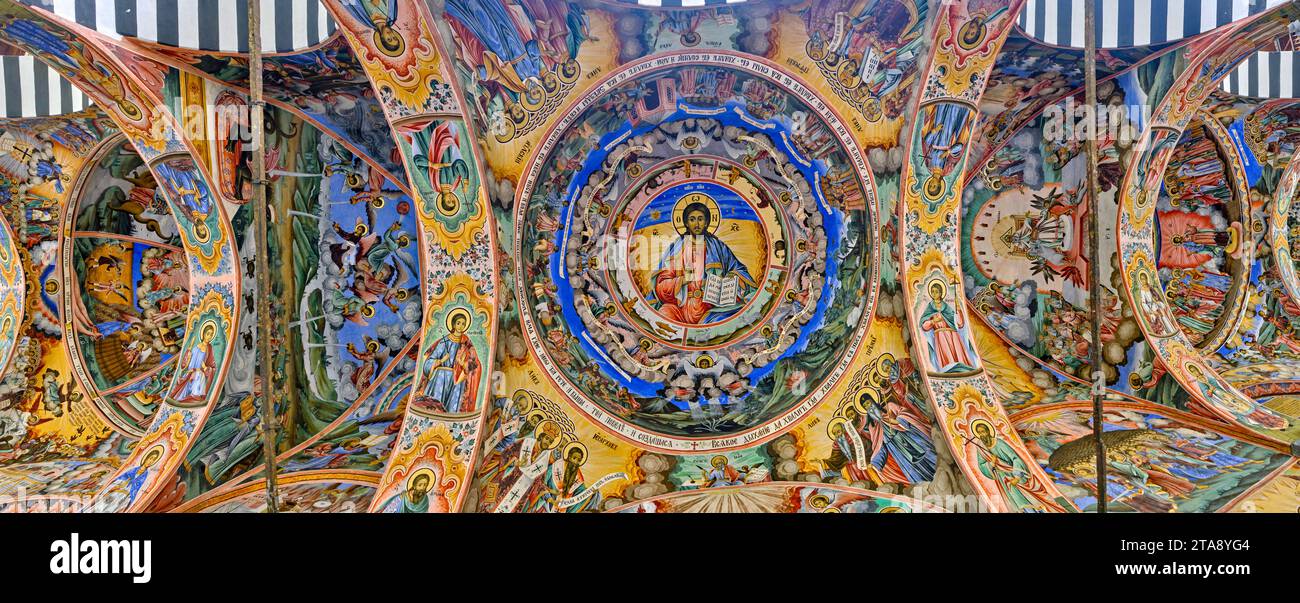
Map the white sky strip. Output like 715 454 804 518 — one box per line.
177 0 200 48
1025 0 1038 40
318 5 329 41
136 0 157 42
1259 51 1272 96
1133 0 1152 46
1168 1 1186 42
1102 0 1120 47
19 59 36 118
46 63 61 115
1043 0 1059 45
260 0 276 51
50 0 73 22
1282 52 1296 96
1200 0 1219 32
217 0 236 52
95 0 120 39
292 0 309 50
1071 0 1085 45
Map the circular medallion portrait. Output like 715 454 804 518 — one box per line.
516 52 878 450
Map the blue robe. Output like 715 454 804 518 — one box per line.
342 0 397 31
381 492 429 513
35 160 63 192
421 334 478 413
445 0 543 81
654 233 754 324
173 343 213 401
866 404 937 483
116 465 154 505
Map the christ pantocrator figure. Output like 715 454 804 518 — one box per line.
651 195 755 325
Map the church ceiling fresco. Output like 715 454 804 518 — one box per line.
512 52 878 446
0 0 1293 516
126 36 411 189
61 136 188 436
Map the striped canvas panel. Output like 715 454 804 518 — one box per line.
0 55 91 118
1018 0 1291 48
23 0 336 53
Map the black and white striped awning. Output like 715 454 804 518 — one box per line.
1223 51 1300 97
24 0 336 54
0 55 91 118
1018 0 1291 48
609 0 747 7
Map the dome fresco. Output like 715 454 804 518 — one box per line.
0 0 1293 519
515 55 877 446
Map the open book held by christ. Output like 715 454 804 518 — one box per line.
703 272 740 307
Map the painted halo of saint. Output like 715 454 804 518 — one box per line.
382 467 436 513
417 307 480 414
957 13 988 49
807 493 832 511
140 444 164 469
650 192 757 325
701 454 745 487
511 391 533 416
561 441 587 469
525 409 549 433
1134 271 1178 338
171 321 217 405
827 416 850 440
918 279 975 374
343 0 405 58
532 419 563 457
111 443 166 507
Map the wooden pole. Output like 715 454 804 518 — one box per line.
1084 0 1107 513
249 0 280 512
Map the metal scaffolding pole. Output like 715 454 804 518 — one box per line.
1084 0 1107 513
249 0 280 512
